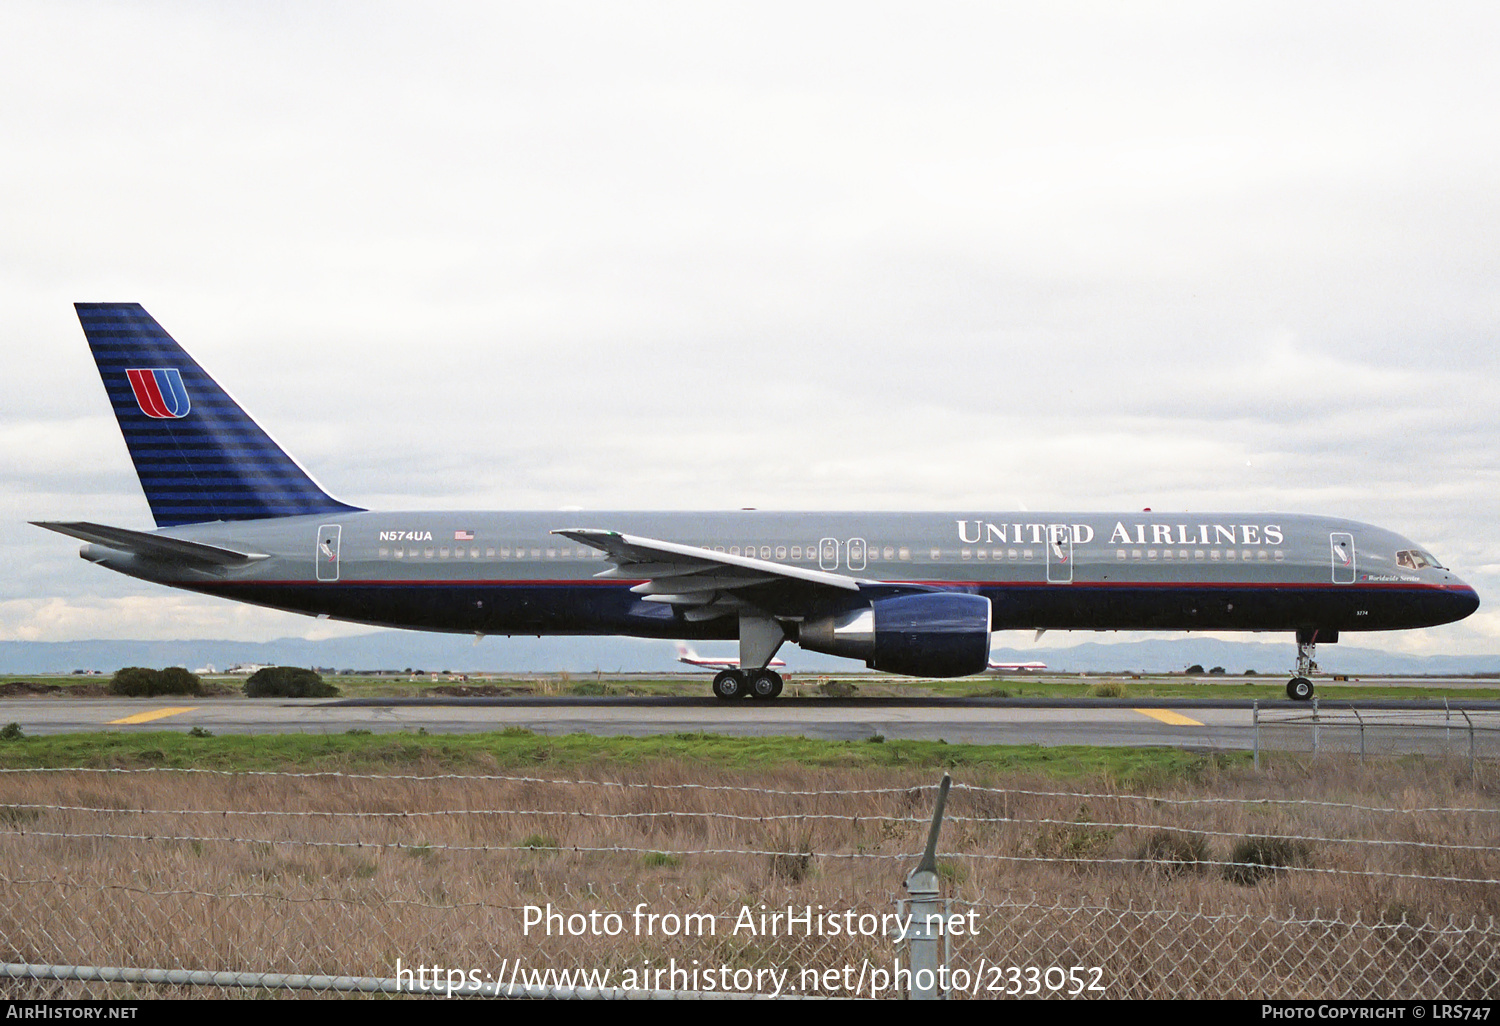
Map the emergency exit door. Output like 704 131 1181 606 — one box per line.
316 525 342 582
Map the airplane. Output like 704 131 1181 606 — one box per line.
988 659 1047 672
676 642 786 671
34 304 1480 702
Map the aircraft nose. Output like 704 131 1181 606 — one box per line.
1445 580 1481 622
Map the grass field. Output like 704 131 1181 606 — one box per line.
1 732 1496 999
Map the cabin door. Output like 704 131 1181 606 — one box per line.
1047 524 1073 584
1330 532 1355 584
316 524 342 582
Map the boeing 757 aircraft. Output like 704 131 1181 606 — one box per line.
35 304 1480 701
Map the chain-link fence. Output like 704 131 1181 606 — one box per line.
2 756 1498 999
1252 700 1500 769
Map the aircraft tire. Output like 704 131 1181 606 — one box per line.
712 670 745 701
748 670 784 700
1287 676 1314 701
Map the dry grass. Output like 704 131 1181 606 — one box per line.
1 754 1497 998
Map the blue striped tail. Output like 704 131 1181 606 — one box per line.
76 303 363 527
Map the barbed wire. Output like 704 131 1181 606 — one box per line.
951 783 1500 816
0 802 932 826
5 766 1493 816
0 765 931 798
8 800 1499 856
2 828 924 861
6 827 1499 887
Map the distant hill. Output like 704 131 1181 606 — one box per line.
4 634 1497 677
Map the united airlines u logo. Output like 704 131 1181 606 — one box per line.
125 368 191 419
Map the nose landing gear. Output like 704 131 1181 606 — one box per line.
1286 629 1330 701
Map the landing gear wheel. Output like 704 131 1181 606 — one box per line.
712 670 745 700
1287 676 1314 701
748 670 784 700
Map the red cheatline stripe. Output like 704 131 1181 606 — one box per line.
193 579 1474 591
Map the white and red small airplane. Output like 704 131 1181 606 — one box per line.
988 659 1047 671
676 643 786 671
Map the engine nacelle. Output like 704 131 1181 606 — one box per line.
798 592 993 678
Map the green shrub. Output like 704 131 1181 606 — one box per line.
1224 835 1311 886
243 666 339 698
0 722 23 742
1136 830 1210 876
109 666 201 697
1088 680 1127 698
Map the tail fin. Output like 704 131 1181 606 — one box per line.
76 303 363 527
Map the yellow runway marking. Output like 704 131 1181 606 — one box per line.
1133 708 1203 726
109 707 198 725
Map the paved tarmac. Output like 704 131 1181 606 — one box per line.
3 679 1498 755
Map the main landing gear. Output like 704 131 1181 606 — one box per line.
1286 629 1327 702
711 669 784 700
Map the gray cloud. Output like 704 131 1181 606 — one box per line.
5 2 1498 657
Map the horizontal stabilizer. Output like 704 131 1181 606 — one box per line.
31 521 268 567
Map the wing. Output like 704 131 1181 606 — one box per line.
553 527 862 622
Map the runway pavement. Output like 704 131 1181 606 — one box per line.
3 690 1499 755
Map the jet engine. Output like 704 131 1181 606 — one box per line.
797 593 993 677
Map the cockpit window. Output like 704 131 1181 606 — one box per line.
1396 549 1444 570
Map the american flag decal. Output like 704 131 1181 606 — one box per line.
125 368 191 419
454 529 475 541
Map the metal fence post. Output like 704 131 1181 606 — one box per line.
1253 700 1260 771
904 773 952 1000
1312 697 1320 755
1461 710 1475 781
1352 708 1365 762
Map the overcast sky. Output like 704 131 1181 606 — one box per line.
4 2 1499 661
